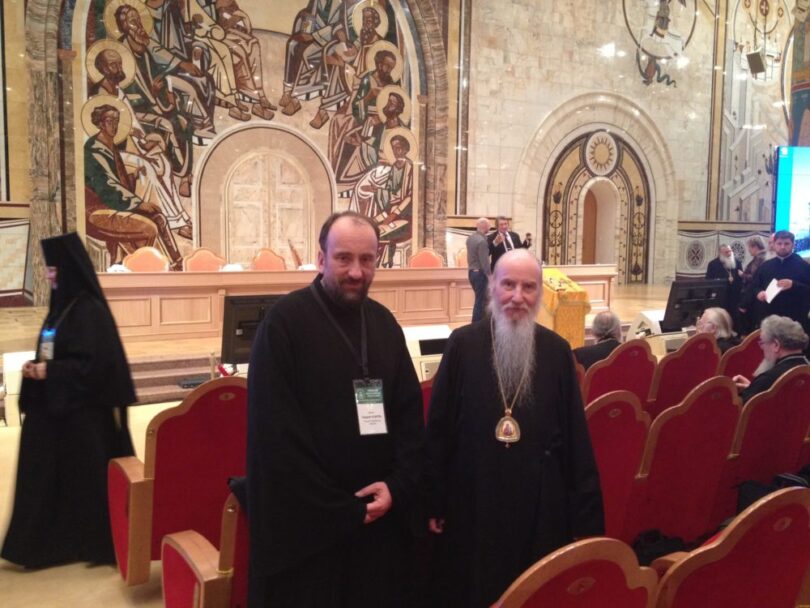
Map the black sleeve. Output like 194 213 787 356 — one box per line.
561 345 605 538
246 311 365 574
423 331 461 519
383 323 425 511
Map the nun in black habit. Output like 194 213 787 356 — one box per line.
1 233 136 568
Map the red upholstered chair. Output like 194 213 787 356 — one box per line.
652 488 810 608
717 329 761 379
585 391 650 541
420 377 434 424
408 248 444 268
622 377 740 544
123 246 170 272
162 492 249 608
183 247 226 272
108 377 248 585
646 333 720 420
492 538 656 608
250 248 286 270
582 339 656 406
710 365 810 526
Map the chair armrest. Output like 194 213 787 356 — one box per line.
162 531 232 608
108 456 154 586
651 551 689 578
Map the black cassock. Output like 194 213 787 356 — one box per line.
2 233 135 568
246 279 424 607
424 321 604 608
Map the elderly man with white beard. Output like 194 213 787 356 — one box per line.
423 249 604 608
733 315 809 404
706 243 744 323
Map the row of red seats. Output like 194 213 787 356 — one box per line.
577 331 763 419
588 367 810 544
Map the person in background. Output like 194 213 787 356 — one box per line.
2 233 136 568
738 235 768 333
466 217 491 323
705 243 743 325
732 315 809 403
696 307 740 354
573 311 622 370
488 215 531 271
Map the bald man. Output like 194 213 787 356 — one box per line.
424 249 604 608
465 217 492 322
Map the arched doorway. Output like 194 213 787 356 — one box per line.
580 178 620 265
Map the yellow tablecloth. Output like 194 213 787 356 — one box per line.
537 269 591 348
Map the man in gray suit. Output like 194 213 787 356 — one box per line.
466 217 491 323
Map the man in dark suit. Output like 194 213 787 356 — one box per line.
705 244 743 323
574 311 622 370
488 216 531 271
733 315 809 403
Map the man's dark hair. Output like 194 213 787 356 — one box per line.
115 5 134 32
362 7 381 27
390 134 410 153
374 50 396 66
90 104 118 128
95 50 113 73
318 211 380 253
773 230 795 243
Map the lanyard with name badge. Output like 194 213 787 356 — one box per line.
38 297 80 362
310 284 388 436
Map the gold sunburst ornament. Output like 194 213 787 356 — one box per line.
585 131 618 176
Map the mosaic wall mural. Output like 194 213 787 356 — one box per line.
543 130 652 284
76 0 420 270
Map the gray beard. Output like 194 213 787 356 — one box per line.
492 313 536 408
721 254 736 270
753 357 775 377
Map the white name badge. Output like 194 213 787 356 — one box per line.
353 379 388 436
39 328 55 361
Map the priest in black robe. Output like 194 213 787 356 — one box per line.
705 243 743 323
751 230 810 337
2 233 135 568
424 249 604 608
246 212 423 607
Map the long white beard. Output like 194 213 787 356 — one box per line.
753 357 775 377
491 313 536 408
721 254 736 270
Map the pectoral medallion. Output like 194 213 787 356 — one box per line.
495 414 521 446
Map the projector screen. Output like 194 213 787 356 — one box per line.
774 146 810 257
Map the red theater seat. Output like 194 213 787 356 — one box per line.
162 492 249 608
623 377 740 544
646 333 720 420
582 339 656 406
492 538 656 608
717 329 761 380
420 377 434 424
586 391 650 541
108 377 248 585
652 488 810 608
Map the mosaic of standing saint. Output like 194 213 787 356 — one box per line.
80 0 418 269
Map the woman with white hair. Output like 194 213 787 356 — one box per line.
696 307 740 353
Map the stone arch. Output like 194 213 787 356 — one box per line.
514 92 679 283
25 0 448 302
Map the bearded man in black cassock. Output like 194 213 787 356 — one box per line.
246 211 424 607
424 249 604 608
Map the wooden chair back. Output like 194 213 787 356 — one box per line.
183 247 226 272
123 246 170 272
408 248 444 268
493 538 656 608
583 339 656 406
574 361 586 399
624 376 740 543
653 488 810 608
454 248 468 268
586 391 651 541
250 248 286 270
646 333 720 420
717 330 761 379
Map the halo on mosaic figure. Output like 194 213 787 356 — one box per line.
81 95 133 145
104 0 154 41
364 40 403 82
382 127 417 163
375 84 411 125
86 39 136 89
351 1 389 39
